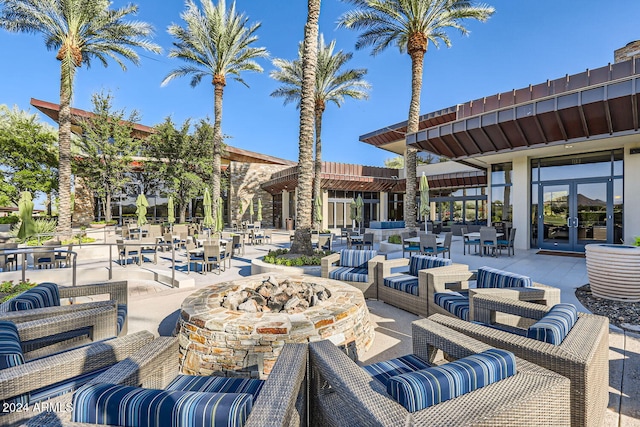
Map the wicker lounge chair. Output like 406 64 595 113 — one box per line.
430 296 610 427
0 281 129 336
0 330 154 427
321 249 385 299
426 266 561 325
25 338 308 427
309 318 571 426
376 256 467 317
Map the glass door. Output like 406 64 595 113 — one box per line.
537 180 611 251
540 184 572 251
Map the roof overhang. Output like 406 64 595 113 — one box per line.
407 60 640 160
31 98 295 166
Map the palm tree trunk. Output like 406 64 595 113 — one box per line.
105 191 112 222
290 0 321 255
212 82 223 230
57 64 73 239
312 106 323 229
404 49 425 229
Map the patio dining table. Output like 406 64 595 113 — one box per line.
463 231 504 239
404 235 445 245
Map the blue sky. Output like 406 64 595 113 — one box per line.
1 0 639 167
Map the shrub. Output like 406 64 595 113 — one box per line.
634 236 640 246
0 280 38 302
388 234 402 244
262 248 332 266
0 216 19 224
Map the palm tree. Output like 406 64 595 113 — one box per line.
290 0 321 255
163 0 267 230
0 0 161 238
339 0 494 228
270 34 370 228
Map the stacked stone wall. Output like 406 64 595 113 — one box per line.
614 41 640 63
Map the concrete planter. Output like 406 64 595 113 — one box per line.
251 257 321 276
585 243 640 302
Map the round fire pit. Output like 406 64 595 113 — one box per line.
585 243 640 302
177 274 375 379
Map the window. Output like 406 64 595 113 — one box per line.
491 163 513 222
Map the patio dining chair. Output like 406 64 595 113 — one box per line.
461 226 480 255
196 243 226 275
25 337 308 427
498 227 516 256
480 227 498 257
34 240 59 269
309 318 570 426
400 231 420 258
430 296 610 427
419 233 439 256
362 232 374 250
0 242 18 272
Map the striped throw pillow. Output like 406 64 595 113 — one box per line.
476 267 532 289
408 255 452 277
527 303 578 345
8 282 60 311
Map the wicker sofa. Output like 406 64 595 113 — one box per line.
376 255 467 317
309 318 571 426
321 249 385 299
429 296 610 427
25 337 308 427
0 329 154 427
425 266 561 325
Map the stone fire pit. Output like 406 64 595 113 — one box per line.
177 274 375 379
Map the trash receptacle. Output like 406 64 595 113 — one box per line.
285 218 294 231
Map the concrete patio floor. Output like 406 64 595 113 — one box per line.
2 230 638 425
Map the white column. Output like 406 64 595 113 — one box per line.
511 157 530 250
379 191 389 221
624 145 640 244
282 190 290 229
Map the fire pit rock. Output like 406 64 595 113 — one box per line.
177 274 375 379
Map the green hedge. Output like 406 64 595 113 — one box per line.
0 216 19 224
263 248 333 266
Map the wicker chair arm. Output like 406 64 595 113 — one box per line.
378 257 410 278
0 301 115 324
58 281 128 306
412 317 493 363
246 343 308 427
471 294 552 325
0 330 154 401
423 265 474 294
309 340 410 426
320 253 341 279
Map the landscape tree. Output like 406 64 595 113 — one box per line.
74 91 139 222
339 0 494 228
0 105 58 211
384 153 437 169
289 0 321 255
145 118 214 223
163 0 267 230
0 0 161 238
270 34 370 228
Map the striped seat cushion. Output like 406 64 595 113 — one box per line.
476 267 532 289
8 282 60 311
527 303 578 345
387 349 517 412
339 249 377 268
434 292 470 321
167 375 264 398
329 267 368 283
364 354 431 386
383 275 419 295
408 255 452 277
0 321 27 406
117 304 127 335
73 384 254 427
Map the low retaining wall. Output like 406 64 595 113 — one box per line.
251 257 321 276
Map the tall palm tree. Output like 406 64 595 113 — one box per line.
290 0 321 255
339 0 494 228
270 34 370 228
0 0 161 238
163 0 267 229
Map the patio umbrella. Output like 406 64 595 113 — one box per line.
215 197 224 233
349 199 356 228
17 191 35 241
420 172 430 224
355 195 364 228
238 199 243 220
135 194 149 228
167 195 175 226
314 196 323 226
256 198 263 223
202 188 214 229
249 198 254 223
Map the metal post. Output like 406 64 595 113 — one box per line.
109 245 113 280
171 244 175 288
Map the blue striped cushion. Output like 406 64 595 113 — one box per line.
364 354 431 386
0 321 23 370
434 292 470 321
8 282 60 311
0 321 27 406
408 255 452 276
167 375 264 398
527 303 578 345
328 267 368 282
339 249 377 268
383 275 419 295
73 384 254 427
476 267 532 289
117 304 127 335
387 349 517 412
